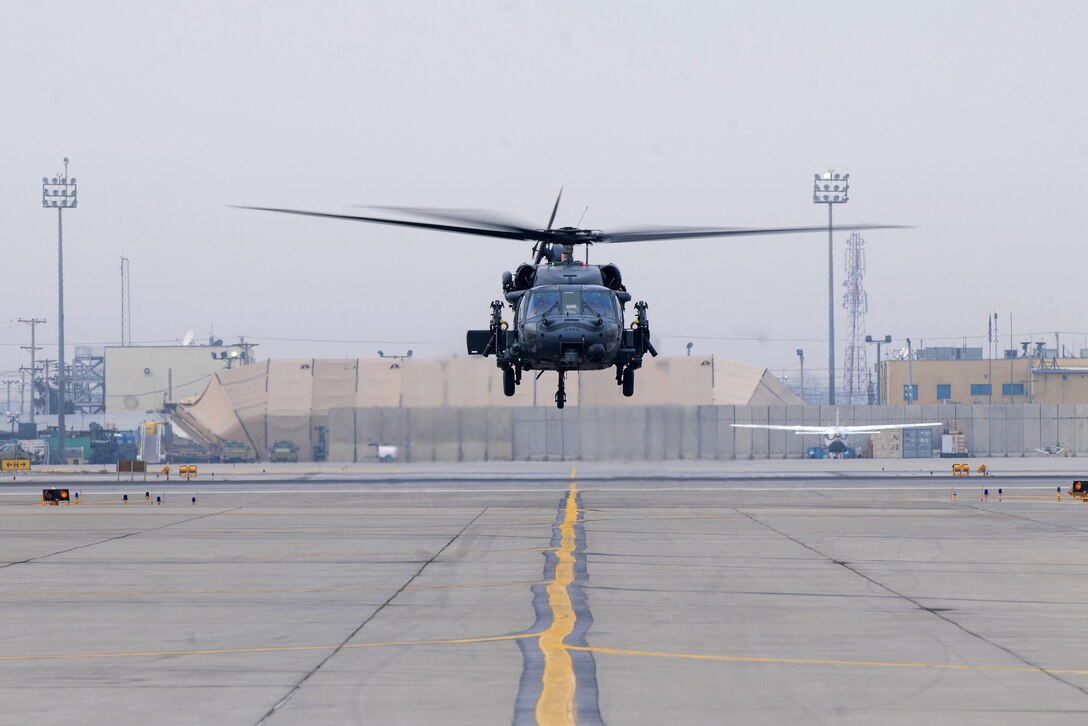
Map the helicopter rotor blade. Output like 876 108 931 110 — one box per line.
600 223 911 243
546 187 563 231
232 206 546 242
359 206 536 234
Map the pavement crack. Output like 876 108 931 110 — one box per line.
735 508 1088 699
254 506 489 725
962 504 1088 534
0 508 241 570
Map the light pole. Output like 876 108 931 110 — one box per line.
814 170 849 405
686 342 694 357
796 348 805 403
42 158 77 463
865 335 891 404
906 337 914 405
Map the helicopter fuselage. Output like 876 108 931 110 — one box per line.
467 258 656 408
512 283 623 372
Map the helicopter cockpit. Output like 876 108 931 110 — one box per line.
520 287 621 322
513 284 625 375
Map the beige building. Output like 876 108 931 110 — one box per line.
170 355 801 460
881 358 1088 405
105 345 239 414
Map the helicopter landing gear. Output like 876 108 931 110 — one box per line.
503 366 516 397
555 371 567 409
622 367 635 397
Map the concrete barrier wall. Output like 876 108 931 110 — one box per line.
322 404 1088 462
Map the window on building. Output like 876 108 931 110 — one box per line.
902 384 918 401
970 383 992 396
936 384 951 400
1002 383 1025 396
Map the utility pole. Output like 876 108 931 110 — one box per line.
18 318 45 426
796 348 805 403
120 256 131 345
2 379 16 416
43 159 77 463
865 335 892 405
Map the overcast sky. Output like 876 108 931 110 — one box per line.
2 1 1087 385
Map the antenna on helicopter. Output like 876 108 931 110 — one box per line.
577 206 590 263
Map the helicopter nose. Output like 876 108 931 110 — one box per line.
587 343 605 362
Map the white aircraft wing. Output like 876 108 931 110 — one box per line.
731 422 942 435
730 424 836 433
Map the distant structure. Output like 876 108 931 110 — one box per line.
71 346 105 414
841 231 868 405
120 256 131 346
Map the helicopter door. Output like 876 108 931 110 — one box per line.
466 330 493 355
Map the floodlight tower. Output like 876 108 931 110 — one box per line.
842 232 868 404
814 170 849 404
42 158 77 463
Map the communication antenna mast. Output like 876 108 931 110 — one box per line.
120 256 131 346
842 231 869 404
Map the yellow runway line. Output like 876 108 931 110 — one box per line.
4 579 548 600
536 475 579 726
0 632 538 663
568 645 1088 676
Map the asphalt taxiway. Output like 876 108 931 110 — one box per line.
2 466 1088 725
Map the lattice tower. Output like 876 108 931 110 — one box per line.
841 232 869 404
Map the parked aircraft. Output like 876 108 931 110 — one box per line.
732 414 942 458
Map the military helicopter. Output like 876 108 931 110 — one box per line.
239 192 901 408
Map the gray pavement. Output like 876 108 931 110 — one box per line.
2 469 1088 724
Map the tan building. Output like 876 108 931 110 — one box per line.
881 358 1088 405
170 355 801 460
105 344 240 414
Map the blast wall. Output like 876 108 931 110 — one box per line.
324 404 1088 462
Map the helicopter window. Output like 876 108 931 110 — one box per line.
526 291 560 318
581 291 617 319
561 290 580 315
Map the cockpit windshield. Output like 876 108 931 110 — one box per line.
524 288 617 319
581 291 617 319
526 291 560 318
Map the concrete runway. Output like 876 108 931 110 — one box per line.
2 469 1088 725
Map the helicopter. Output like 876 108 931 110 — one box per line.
238 192 903 408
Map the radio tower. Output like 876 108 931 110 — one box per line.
842 232 869 405
120 256 131 346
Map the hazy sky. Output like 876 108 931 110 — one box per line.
2 1 1087 385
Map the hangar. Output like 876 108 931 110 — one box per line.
169 355 801 461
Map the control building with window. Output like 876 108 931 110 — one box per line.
880 357 1088 405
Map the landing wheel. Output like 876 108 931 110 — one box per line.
503 367 516 397
555 371 567 409
622 367 635 397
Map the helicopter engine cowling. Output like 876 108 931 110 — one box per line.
513 264 536 290
600 264 624 291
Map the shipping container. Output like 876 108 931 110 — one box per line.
903 428 934 459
